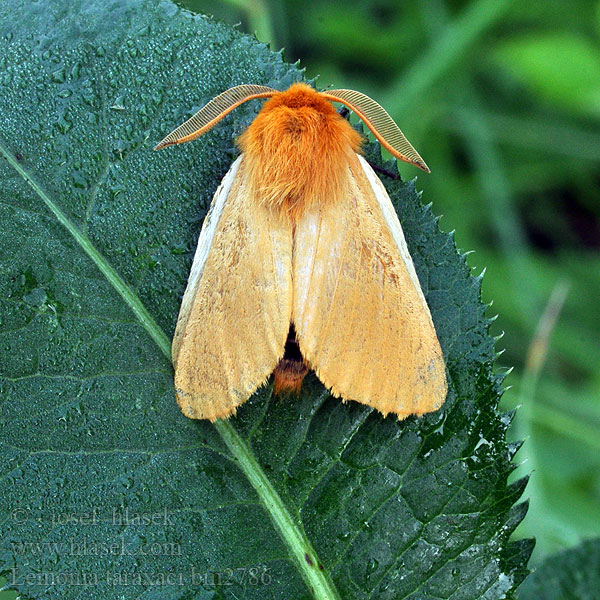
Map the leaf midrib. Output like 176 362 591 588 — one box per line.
0 141 340 600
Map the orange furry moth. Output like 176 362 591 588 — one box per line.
155 83 447 421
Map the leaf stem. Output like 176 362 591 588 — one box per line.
215 420 341 600
517 278 570 466
514 280 570 531
1 141 339 599
0 143 171 358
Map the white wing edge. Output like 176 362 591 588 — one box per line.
356 154 430 313
177 155 243 323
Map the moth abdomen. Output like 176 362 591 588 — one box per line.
273 324 308 395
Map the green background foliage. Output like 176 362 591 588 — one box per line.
184 0 600 576
0 0 531 599
517 538 600 600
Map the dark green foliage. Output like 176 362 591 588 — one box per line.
0 1 530 598
518 538 600 600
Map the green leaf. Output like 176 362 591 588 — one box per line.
517 538 600 600
494 34 600 116
0 1 531 598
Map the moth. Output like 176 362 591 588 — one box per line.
155 83 447 421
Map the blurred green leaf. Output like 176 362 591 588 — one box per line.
218 0 276 48
385 0 515 117
517 538 600 600
495 34 600 116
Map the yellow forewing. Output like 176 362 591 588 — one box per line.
292 154 447 418
173 156 293 421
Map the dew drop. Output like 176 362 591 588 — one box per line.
56 113 72 134
51 66 66 83
366 557 379 577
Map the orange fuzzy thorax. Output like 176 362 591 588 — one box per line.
237 83 363 221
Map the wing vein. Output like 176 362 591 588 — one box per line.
342 223 366 387
312 203 355 360
298 204 324 327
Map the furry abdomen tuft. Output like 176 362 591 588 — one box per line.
237 83 362 221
